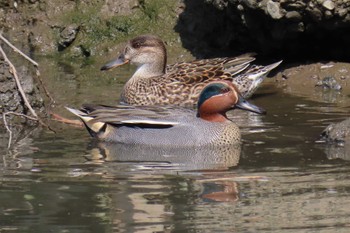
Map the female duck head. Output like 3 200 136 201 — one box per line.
197 81 266 122
101 35 167 74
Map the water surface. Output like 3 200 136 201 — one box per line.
1 59 350 233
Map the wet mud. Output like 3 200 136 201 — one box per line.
275 62 350 105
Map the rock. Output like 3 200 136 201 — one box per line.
283 2 306 10
241 0 258 9
237 4 244 11
58 24 79 51
285 11 302 21
315 76 342 90
322 0 335 11
307 7 323 21
319 118 350 144
337 8 348 17
0 58 44 117
324 10 333 18
345 14 350 22
18 66 35 94
266 0 284 19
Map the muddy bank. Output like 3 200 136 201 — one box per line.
0 59 44 118
0 0 184 59
0 56 44 149
274 62 350 106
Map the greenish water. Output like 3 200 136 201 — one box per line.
1 59 350 233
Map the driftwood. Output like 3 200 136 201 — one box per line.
0 34 52 148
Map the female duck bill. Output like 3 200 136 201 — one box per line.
100 54 129 71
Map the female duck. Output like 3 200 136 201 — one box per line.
101 34 281 107
67 81 265 147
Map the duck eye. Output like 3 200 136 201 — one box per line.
220 87 230 93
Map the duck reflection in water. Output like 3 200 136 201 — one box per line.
86 141 241 171
86 140 241 203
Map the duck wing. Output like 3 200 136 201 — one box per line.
67 104 192 129
165 53 256 83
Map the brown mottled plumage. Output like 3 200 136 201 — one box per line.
101 34 282 107
66 82 265 146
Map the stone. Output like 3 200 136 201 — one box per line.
18 66 35 94
285 11 302 21
315 76 342 90
266 0 284 19
344 14 350 22
324 10 333 18
319 118 350 144
283 2 306 10
0 82 16 93
307 7 323 21
242 0 258 9
237 4 244 11
322 0 335 10
58 24 79 50
337 8 348 17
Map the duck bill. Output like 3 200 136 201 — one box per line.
100 54 130 71
235 95 266 115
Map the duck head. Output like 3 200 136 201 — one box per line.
197 81 266 122
101 35 167 77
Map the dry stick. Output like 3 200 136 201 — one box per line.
2 113 13 149
35 70 56 103
0 34 55 103
0 34 38 67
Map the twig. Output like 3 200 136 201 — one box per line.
3 111 38 121
2 113 13 149
2 112 39 149
0 34 38 67
35 71 55 103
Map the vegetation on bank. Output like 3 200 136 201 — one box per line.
47 0 182 58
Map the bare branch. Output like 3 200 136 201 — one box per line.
36 71 56 103
0 33 39 67
2 113 13 149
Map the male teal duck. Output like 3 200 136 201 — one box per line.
66 81 265 147
101 34 282 107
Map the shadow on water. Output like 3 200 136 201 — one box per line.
2 58 350 232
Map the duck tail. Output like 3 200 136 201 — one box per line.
264 60 283 74
245 60 283 82
65 107 105 137
65 107 87 117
